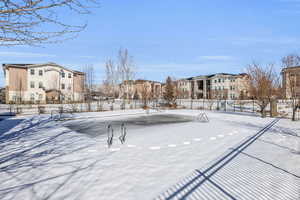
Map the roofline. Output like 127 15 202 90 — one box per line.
134 79 163 84
281 66 300 72
2 63 84 74
186 72 248 80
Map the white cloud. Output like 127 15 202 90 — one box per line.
0 51 56 58
231 37 300 46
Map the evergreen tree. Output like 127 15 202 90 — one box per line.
164 76 176 106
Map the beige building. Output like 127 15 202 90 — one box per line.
119 79 162 100
176 79 192 98
210 73 249 100
2 63 85 103
282 66 300 98
177 73 249 100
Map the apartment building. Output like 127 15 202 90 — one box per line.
282 66 300 98
119 79 162 99
2 63 85 103
176 79 192 98
210 73 249 100
177 73 249 100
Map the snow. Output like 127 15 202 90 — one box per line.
0 109 299 200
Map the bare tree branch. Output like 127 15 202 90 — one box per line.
0 0 97 46
247 62 280 117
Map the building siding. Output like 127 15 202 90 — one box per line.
3 63 85 103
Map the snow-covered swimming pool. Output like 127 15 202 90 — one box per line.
1 110 299 200
62 113 194 137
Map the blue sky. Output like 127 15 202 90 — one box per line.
1 0 300 86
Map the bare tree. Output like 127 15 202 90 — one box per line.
151 82 162 107
141 82 150 109
118 48 136 103
282 54 300 121
0 0 97 46
103 59 118 98
118 48 135 84
84 64 94 111
247 62 279 117
103 48 136 102
282 54 300 68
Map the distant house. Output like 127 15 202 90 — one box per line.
2 63 85 104
282 66 300 98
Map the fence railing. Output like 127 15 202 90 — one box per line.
0 99 298 120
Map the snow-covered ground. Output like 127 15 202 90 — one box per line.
0 110 299 200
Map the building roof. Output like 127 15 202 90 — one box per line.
183 72 248 80
281 65 300 72
134 79 162 84
2 62 84 75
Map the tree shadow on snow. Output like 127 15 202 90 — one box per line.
0 118 24 136
0 116 108 200
155 120 300 200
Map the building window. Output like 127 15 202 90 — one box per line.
296 74 300 87
222 79 225 83
214 80 217 83
218 79 221 83
30 93 35 101
39 70 43 76
30 81 35 88
39 82 43 89
38 94 43 100
61 71 65 78
61 83 65 89
68 84 71 90
68 73 72 78
30 69 35 75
